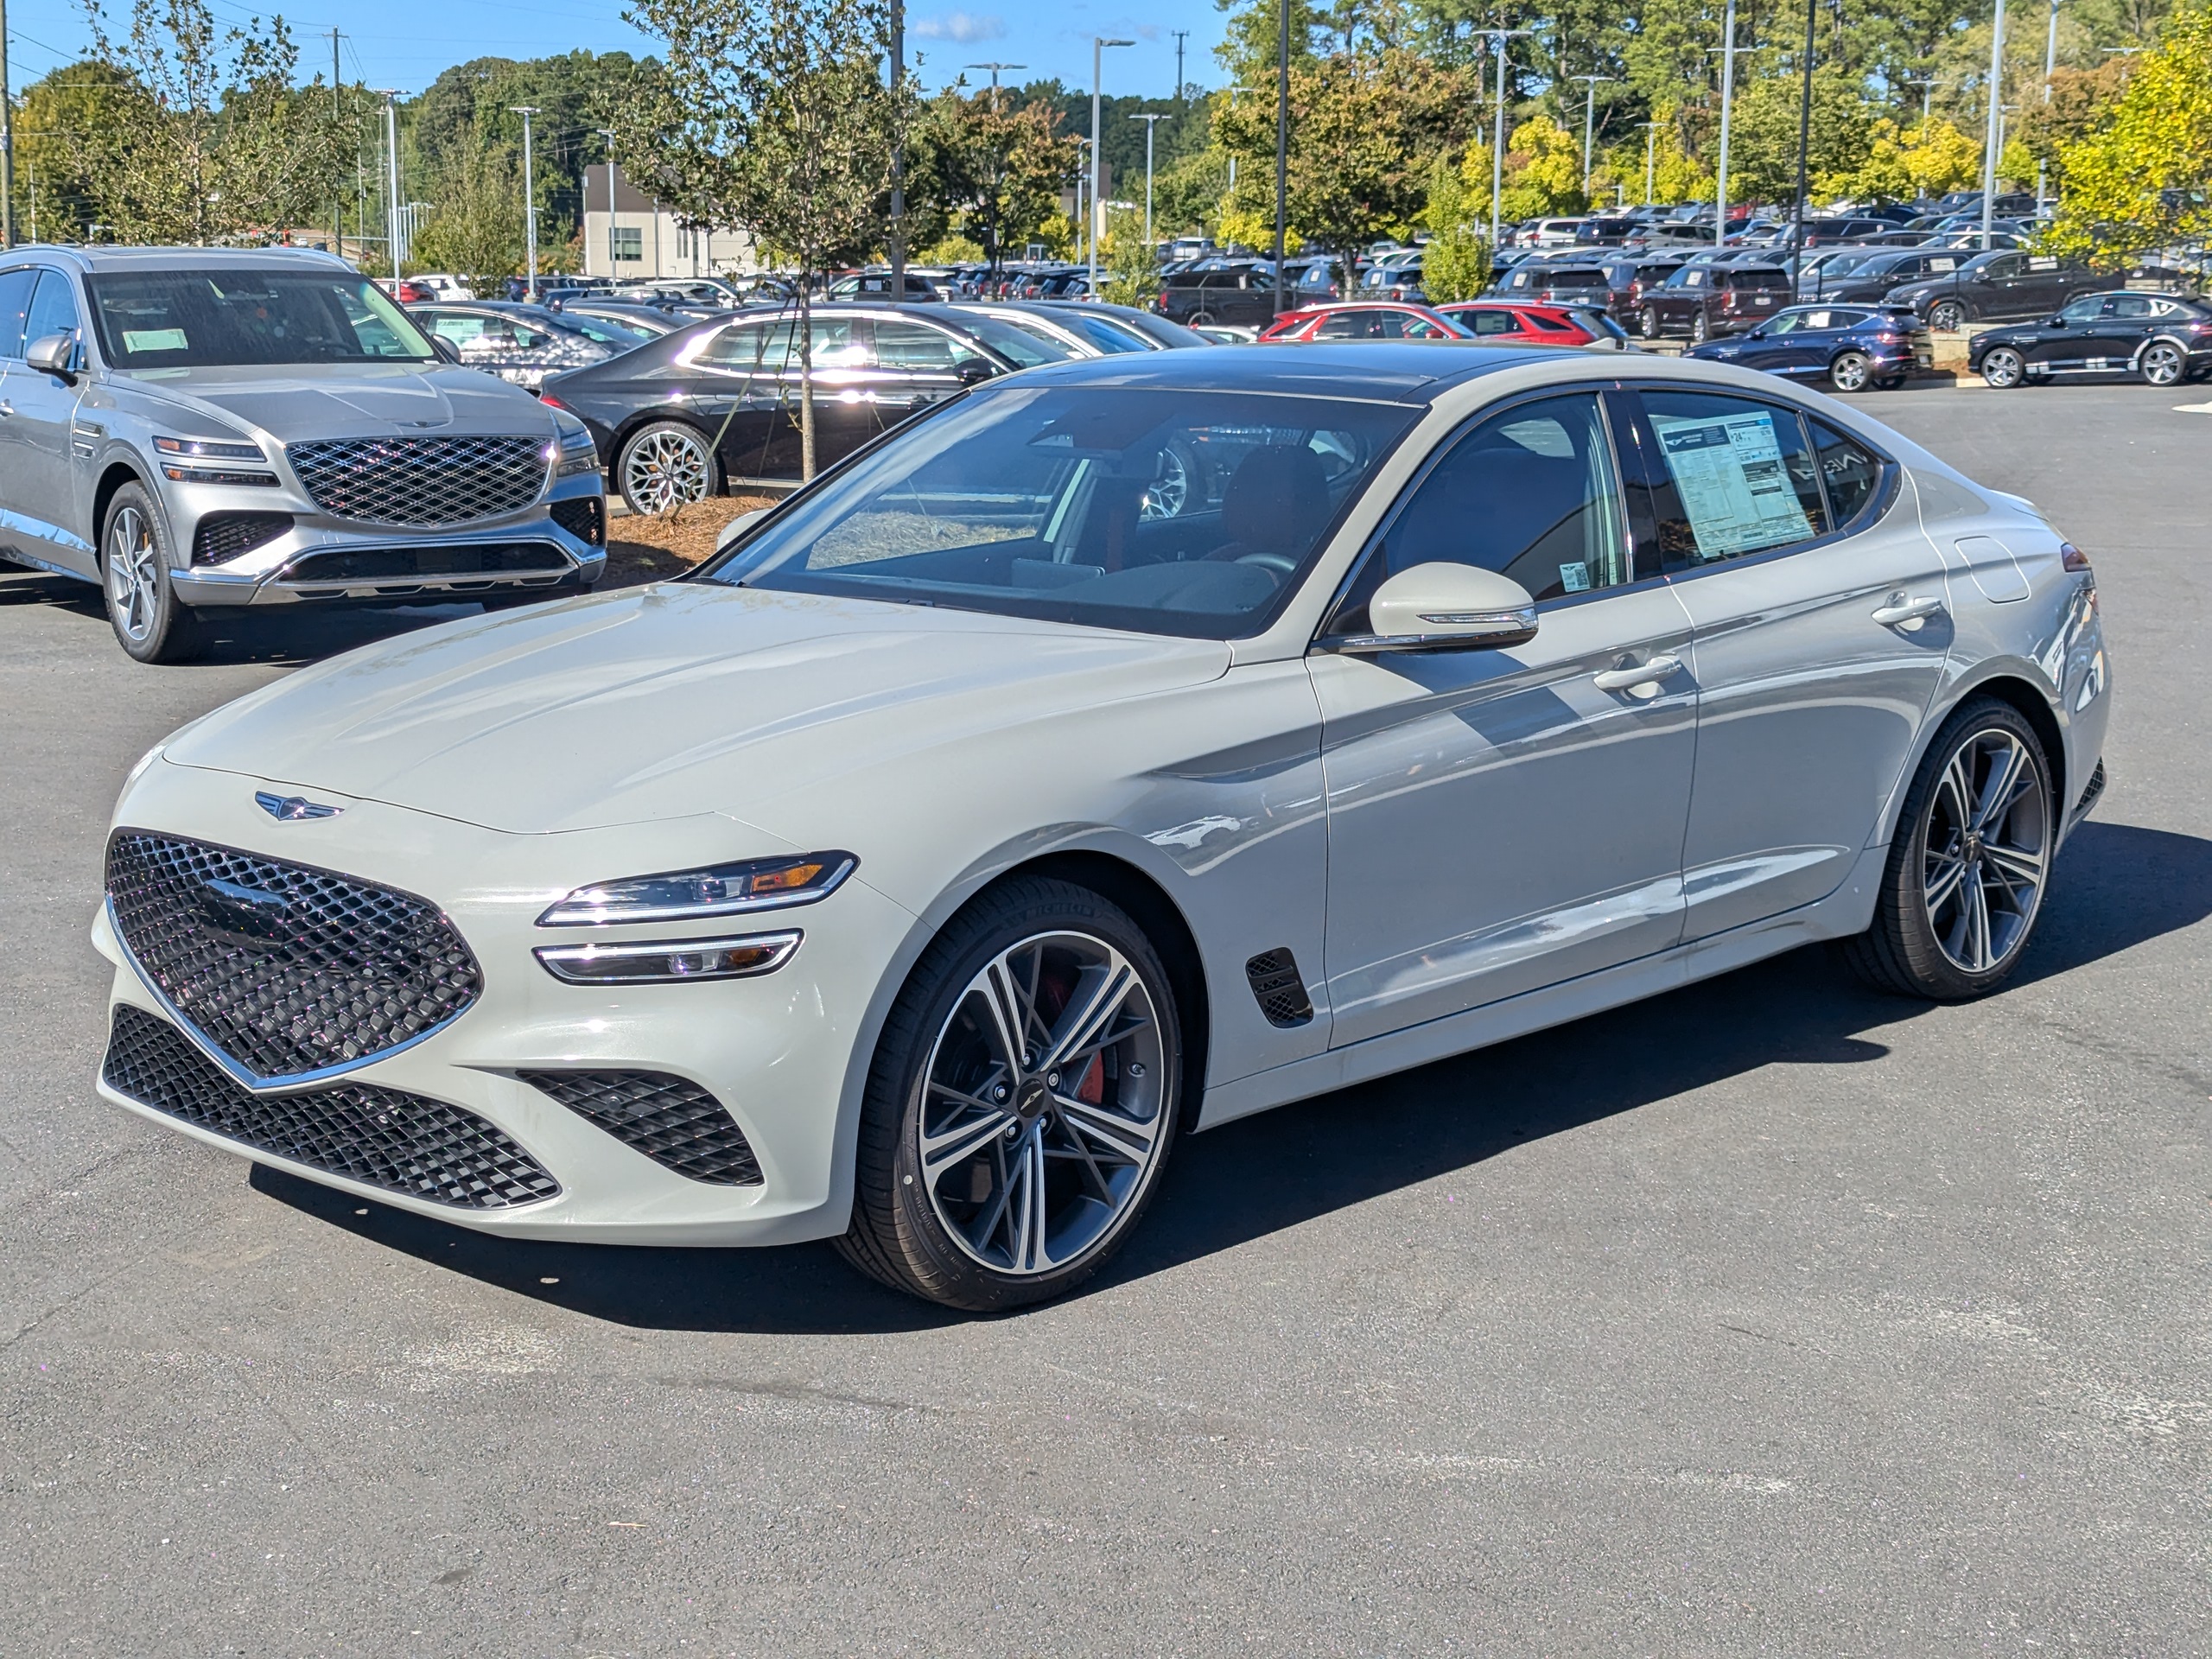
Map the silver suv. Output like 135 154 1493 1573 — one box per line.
0 246 607 662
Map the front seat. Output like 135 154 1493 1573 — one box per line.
1210 445 1332 570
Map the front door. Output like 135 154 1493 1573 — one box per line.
0 271 92 576
1311 390 1699 1046
2028 294 2107 376
1626 385 1953 939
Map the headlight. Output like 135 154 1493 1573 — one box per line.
552 423 600 479
537 851 857 926
155 435 264 461
154 435 277 486
535 929 802 984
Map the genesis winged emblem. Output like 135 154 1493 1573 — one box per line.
254 791 342 822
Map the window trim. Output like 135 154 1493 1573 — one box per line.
1615 385 1901 583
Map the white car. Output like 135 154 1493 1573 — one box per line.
93 347 2111 1310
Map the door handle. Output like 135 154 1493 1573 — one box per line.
1592 653 1682 696
0 400 13 416
1871 594 1946 629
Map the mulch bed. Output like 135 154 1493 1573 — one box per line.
601 493 781 588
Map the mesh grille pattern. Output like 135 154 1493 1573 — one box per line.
1244 948 1315 1029
518 1070 763 1185
550 496 605 547
193 512 293 566
105 831 482 1083
104 1005 558 1210
288 436 550 526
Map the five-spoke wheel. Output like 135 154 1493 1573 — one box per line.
1980 346 2025 389
2141 340 2186 388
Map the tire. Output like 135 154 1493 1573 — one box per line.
1928 300 1966 333
1828 350 1873 392
1980 346 2026 389
1189 310 1214 327
616 420 718 515
1876 373 1908 391
2140 340 2187 387
1689 311 1709 344
1841 697 2053 1001
1639 306 1660 340
101 481 202 664
836 876 1185 1311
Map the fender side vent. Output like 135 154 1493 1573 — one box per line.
1245 949 1314 1029
2073 759 2107 818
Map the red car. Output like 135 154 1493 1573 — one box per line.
1434 301 1603 345
1257 302 1472 341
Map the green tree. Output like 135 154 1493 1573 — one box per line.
12 62 136 241
906 87 1082 268
1419 149 1491 300
1838 116 1982 201
1498 112 1586 219
1721 65 1874 205
1097 206 1163 305
408 130 528 290
2044 0 2212 262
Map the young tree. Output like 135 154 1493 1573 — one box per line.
409 131 528 290
907 88 1082 269
613 0 910 480
1840 117 1982 202
1419 148 1491 301
1722 65 1874 207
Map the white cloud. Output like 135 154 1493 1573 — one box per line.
912 10 1008 42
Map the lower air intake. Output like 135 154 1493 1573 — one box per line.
518 1070 764 1185
102 1004 559 1210
1244 948 1315 1029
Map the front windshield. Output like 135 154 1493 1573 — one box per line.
705 385 1419 639
957 311 1078 368
87 269 436 367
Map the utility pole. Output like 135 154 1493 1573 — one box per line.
329 29 343 257
1 0 16 248
511 105 539 299
598 128 617 279
1478 29 1535 253
2044 0 2060 96
889 0 906 300
1570 73 1615 195
1274 0 1291 318
1173 29 1188 102
1636 118 1659 206
1714 0 1739 249
1788 0 1816 298
1090 35 1132 298
378 92 403 278
1130 113 1166 251
1980 0 2005 249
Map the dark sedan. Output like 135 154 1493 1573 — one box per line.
541 303 1069 510
1687 304 1933 392
1970 289 2212 388
1884 249 2101 332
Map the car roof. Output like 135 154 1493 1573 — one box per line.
8 243 354 274
994 340 1582 404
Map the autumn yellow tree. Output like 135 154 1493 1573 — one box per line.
2044 0 2212 263
1839 118 1982 203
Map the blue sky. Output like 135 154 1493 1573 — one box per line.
4 0 1224 99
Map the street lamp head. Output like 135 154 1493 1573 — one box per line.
1098 37 1135 48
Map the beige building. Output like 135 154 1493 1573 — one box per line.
580 164 761 279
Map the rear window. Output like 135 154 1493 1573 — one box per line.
1735 269 1792 289
1545 269 1608 288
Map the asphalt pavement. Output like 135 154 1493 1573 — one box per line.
3 383 2207 1656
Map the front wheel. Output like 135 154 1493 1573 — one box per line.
102 481 202 664
1689 311 1709 344
1928 300 1966 333
2140 340 2187 387
1841 698 2053 1001
1828 350 1873 392
837 877 1185 1311
1980 346 2026 389
1639 306 1660 340
616 420 718 515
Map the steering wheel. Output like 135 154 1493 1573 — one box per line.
1234 551 1299 581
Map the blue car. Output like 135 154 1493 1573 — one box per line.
1686 303 1933 392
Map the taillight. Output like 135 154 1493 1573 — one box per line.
2060 542 2092 573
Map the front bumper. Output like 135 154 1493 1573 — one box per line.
92 760 917 1245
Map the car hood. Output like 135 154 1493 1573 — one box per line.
119 362 555 442
162 582 1233 835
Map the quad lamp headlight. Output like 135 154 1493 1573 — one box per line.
536 851 856 927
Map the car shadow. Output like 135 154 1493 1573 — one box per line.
248 818 2211 1335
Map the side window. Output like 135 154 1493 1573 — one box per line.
1766 312 1805 335
1637 389 1830 566
2108 294 2155 320
1807 418 1883 526
698 320 793 372
426 312 486 345
873 319 958 372
1331 392 1632 625
1984 254 2026 280
2057 295 2105 323
23 272 83 347
809 314 869 368
1469 310 1521 335
0 267 36 358
1313 310 1372 340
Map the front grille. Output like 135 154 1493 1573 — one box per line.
288 435 549 527
1245 948 1315 1029
518 1070 764 1185
104 1005 558 1209
279 543 569 584
193 511 293 566
550 495 605 547
105 831 482 1084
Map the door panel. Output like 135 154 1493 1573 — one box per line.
0 273 91 573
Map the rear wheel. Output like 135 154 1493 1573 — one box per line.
1980 346 2025 389
1639 306 1660 340
1842 698 2052 1001
2141 340 2187 387
837 877 1185 1311
1689 311 1709 344
1828 350 1873 392
616 420 718 515
102 482 201 664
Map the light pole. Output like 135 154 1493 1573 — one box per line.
1570 73 1615 196
1 0 15 248
378 91 403 279
1788 0 1815 299
1906 77 1939 124
965 61 1025 111
1274 0 1291 318
597 127 618 279
1980 0 2005 250
1130 112 1166 250
1090 35 1133 298
889 0 905 300
1478 28 1536 253
2044 0 2060 98
511 105 540 300
1712 0 1740 249
1635 118 1659 206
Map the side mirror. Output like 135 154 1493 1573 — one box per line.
428 335 462 363
956 360 998 385
1745 326 1766 339
715 507 768 553
25 331 78 381
1335 563 1538 652
2047 315 2068 327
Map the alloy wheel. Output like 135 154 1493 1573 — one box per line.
1830 351 1872 392
2142 341 2185 387
1690 312 1708 344
1981 346 2024 389
621 428 711 512
1920 727 2049 976
105 505 162 643
1141 445 1190 520
1639 307 1659 340
915 930 1168 1277
1929 301 1964 333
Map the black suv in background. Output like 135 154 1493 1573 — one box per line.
1155 264 1281 329
1884 250 2102 331
1637 263 1793 340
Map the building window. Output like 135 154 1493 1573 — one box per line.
612 226 643 263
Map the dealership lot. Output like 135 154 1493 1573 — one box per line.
3 385 2206 1654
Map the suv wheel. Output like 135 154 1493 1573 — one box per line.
1928 299 1966 333
837 876 1185 1311
1639 306 1660 339
1828 350 1873 392
102 482 202 664
617 420 718 515
1980 346 2025 389
1689 311 1709 344
2140 340 2187 387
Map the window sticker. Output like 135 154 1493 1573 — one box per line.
1559 561 1591 594
123 327 188 352
1649 409 1813 559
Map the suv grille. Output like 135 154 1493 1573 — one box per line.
105 831 482 1084
193 511 293 566
288 435 549 526
518 1071 764 1185
104 1005 558 1210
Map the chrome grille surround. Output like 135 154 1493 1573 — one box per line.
105 830 482 1089
286 435 550 526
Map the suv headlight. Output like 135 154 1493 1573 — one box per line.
537 851 857 926
154 435 277 486
552 423 600 479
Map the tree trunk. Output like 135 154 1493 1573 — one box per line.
798 276 816 481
